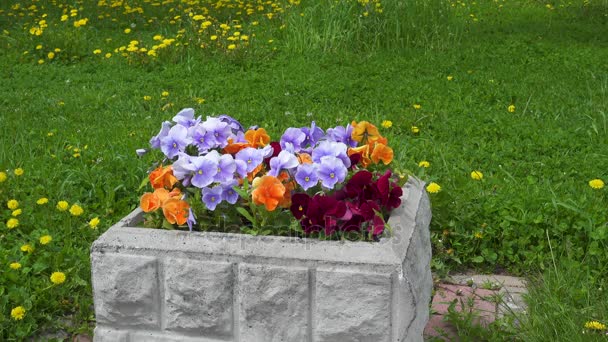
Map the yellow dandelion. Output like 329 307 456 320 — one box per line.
10 262 21 270
584 321 607 330
56 201 69 211
411 126 420 134
447 75 454 81
69 204 84 216
20 244 34 253
47 52 55 59
0 171 6 182
210 35 218 41
381 120 393 128
418 161 430 168
37 197 49 205
413 104 421 110
143 95 152 101
124 28 131 34
11 306 26 320
508 104 515 113
93 49 102 54
50 271 66 285
426 182 441 194
227 44 236 50
39 235 52 245
7 218 19 229
12 209 22 216
105 53 112 58
89 217 100 229
474 232 483 239
471 171 484 180
7 199 19 210
161 91 169 97
14 168 24 176
589 179 604 189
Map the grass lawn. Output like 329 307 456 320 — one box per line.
0 0 607 339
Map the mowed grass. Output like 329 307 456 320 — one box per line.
0 0 607 339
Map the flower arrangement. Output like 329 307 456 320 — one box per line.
137 108 404 241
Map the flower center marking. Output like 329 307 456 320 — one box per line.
304 176 310 182
198 170 203 175
172 142 177 148
247 159 252 164
330 172 335 179
298 205 303 211
211 196 216 202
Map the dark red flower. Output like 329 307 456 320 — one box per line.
290 193 310 220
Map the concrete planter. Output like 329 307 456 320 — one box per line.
91 177 432 342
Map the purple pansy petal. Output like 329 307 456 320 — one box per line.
280 128 306 153
218 114 245 133
317 156 347 189
300 121 325 149
189 155 219 188
187 208 197 232
202 186 224 211
150 121 172 149
173 108 200 128
235 147 264 173
222 182 240 204
160 125 192 159
190 125 215 153
215 154 237 182
295 163 319 190
268 150 299 177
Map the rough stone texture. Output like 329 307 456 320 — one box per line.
315 270 391 342
91 177 432 341
91 254 160 328
239 265 309 341
164 259 234 338
92 327 128 342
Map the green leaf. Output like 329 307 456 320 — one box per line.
472 256 484 263
236 207 256 224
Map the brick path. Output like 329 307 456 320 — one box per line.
424 274 527 340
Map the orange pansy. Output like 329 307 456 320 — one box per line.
162 198 190 225
351 121 380 144
297 153 312 164
223 138 250 155
149 165 178 190
140 192 161 212
348 145 371 168
370 143 394 165
251 175 286 211
244 128 271 148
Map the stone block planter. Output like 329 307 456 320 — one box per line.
90 177 432 342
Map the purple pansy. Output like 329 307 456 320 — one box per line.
189 155 219 188
172 108 201 128
317 156 348 189
190 125 216 153
160 125 192 159
326 124 357 148
311 141 351 168
150 121 172 149
221 181 240 204
187 208 197 232
280 128 306 153
201 117 232 148
215 154 237 182
235 147 265 173
300 121 325 150
202 186 223 211
218 114 245 133
294 163 319 190
268 150 299 177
